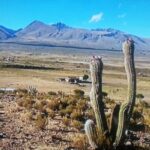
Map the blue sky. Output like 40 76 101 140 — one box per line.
0 0 150 37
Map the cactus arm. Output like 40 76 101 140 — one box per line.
114 39 136 147
85 119 98 149
114 102 129 146
90 57 109 135
123 39 136 117
109 104 120 141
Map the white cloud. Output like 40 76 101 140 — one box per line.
118 13 126 18
89 12 103 23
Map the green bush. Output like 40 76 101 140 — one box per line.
136 93 144 99
83 74 89 80
102 91 108 98
48 91 57 96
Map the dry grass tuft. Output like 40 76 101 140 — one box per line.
71 120 83 131
46 108 55 119
62 117 70 126
47 99 60 111
35 113 48 130
70 109 83 121
73 89 85 98
71 133 88 150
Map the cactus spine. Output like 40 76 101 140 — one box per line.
85 39 136 149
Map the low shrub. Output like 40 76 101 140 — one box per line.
76 99 87 111
85 109 95 120
72 134 88 150
47 99 60 111
59 105 74 117
35 113 48 130
46 108 55 119
83 74 89 81
20 97 35 109
71 120 83 130
62 117 70 126
48 91 57 96
16 88 28 94
70 109 83 121
73 89 85 98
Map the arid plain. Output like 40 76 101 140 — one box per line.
0 45 150 149
0 45 150 103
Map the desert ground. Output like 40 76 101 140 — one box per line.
0 46 150 103
0 46 150 149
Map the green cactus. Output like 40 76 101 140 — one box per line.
113 39 137 147
114 102 129 146
109 104 120 141
85 119 98 149
123 39 136 118
89 57 109 136
85 39 136 149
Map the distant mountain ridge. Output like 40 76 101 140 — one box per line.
0 20 150 51
0 25 17 40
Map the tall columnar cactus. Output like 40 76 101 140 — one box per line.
114 39 136 147
123 39 136 117
90 57 109 136
85 39 136 149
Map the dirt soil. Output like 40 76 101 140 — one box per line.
0 93 81 150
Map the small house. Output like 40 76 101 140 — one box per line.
65 76 80 84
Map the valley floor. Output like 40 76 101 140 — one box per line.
0 51 150 104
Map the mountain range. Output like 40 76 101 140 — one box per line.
0 20 150 51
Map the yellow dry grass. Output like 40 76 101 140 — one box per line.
0 54 150 103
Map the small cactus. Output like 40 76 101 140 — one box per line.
85 119 98 149
28 86 37 96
